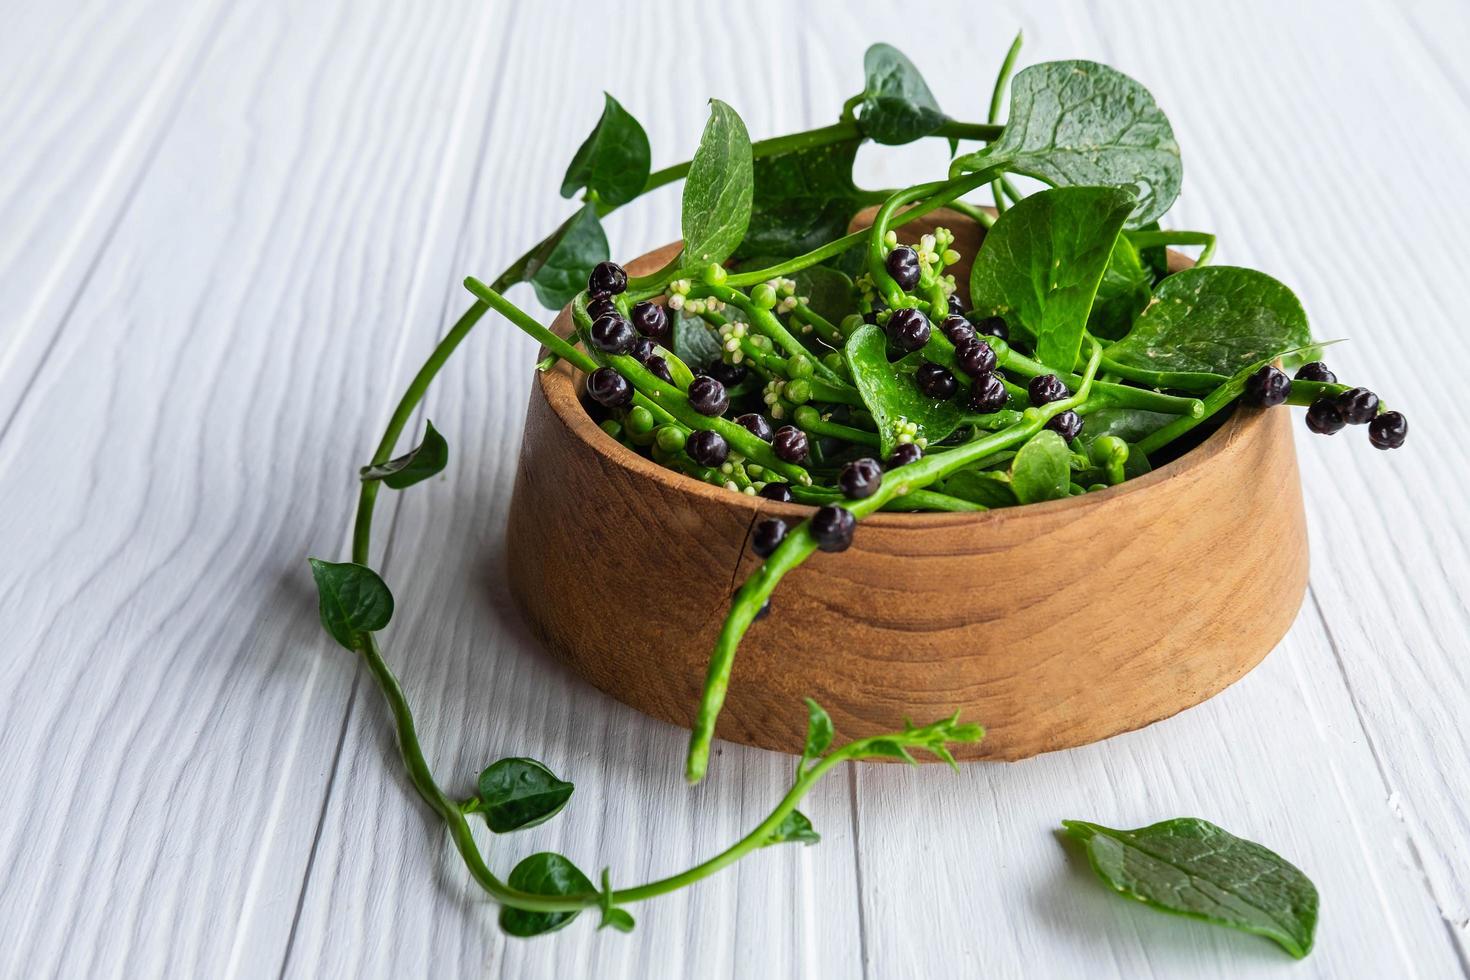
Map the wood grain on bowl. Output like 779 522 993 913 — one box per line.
506 212 1309 760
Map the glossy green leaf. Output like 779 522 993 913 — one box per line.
763 810 820 847
856 43 947 145
958 60 1182 226
1078 408 1178 448
939 468 1017 508
1089 237 1152 341
1063 818 1318 959
307 559 393 651
477 758 575 833
526 204 610 310
801 698 833 765
1009 430 1071 503
682 100 753 268
670 307 725 370
359 420 448 489
1103 267 1312 385
560 93 651 208
969 186 1136 371
845 323 964 458
736 138 862 259
791 265 858 325
498 853 595 938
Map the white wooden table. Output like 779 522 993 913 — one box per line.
3 1 1467 976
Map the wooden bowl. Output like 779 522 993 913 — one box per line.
505 212 1309 761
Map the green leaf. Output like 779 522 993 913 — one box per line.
735 139 863 259
682 100 753 268
597 868 635 933
670 307 726 371
1103 267 1312 385
560 93 651 208
859 739 917 764
939 468 1017 508
845 323 964 458
801 698 834 765
499 853 594 938
763 810 820 847
1009 430 1071 504
307 559 393 651
1078 408 1178 448
1063 818 1318 959
791 265 859 325
526 204 610 310
358 420 448 489
1088 237 1152 341
960 61 1182 227
476 758 575 833
856 43 947 145
969 186 1136 371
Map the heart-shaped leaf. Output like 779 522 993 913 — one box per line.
560 93 651 208
477 758 575 833
359 420 448 489
307 559 394 651
682 100 753 268
856 43 947 145
845 323 964 458
499 852 595 938
762 810 820 847
1009 430 1071 503
525 204 609 310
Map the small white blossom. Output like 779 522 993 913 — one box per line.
667 293 686 311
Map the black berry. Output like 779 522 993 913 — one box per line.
1305 397 1345 435
758 482 793 502
942 315 976 347
772 425 809 463
839 458 882 499
1295 361 1336 384
646 355 674 384
915 361 958 400
885 246 921 291
705 361 747 388
948 294 966 316
590 314 635 355
888 308 931 352
686 429 729 466
587 296 619 320
752 518 788 558
888 442 922 468
586 367 632 408
811 505 856 552
1335 387 1380 425
688 375 729 416
1028 374 1069 406
1367 410 1407 450
735 412 773 441
968 372 1008 413
973 315 1009 341
1243 365 1291 407
627 336 656 364
1046 410 1084 441
588 261 627 295
955 338 997 376
631 301 670 342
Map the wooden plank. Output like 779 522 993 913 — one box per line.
279 2 865 977
0 2 517 976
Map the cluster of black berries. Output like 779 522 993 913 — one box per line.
584 261 681 409
1243 361 1407 450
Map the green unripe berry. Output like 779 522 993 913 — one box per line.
655 425 687 453
600 419 623 439
821 352 847 377
785 378 813 405
626 405 655 436
792 405 821 429
703 263 727 286
787 354 815 379
751 283 778 310
1090 434 1129 467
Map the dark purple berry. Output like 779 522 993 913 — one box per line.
885 245 921 291
973 315 1009 341
810 505 856 553
735 412 774 441
586 367 632 408
888 442 922 468
587 296 619 320
590 314 635 354
915 361 958 400
758 482 793 502
839 458 882 499
1305 397 1345 435
687 375 729 416
888 308 931 352
968 372 1008 413
628 336 656 364
752 518 788 558
588 261 627 295
686 429 728 466
1028 374 1069 406
941 315 976 347
1244 365 1291 407
1294 361 1336 384
705 361 747 388
1046 410 1084 441
954 338 997 376
1367 410 1407 450
772 425 809 463
948 294 966 316
646 355 674 384
1335 387 1380 425
631 301 670 342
